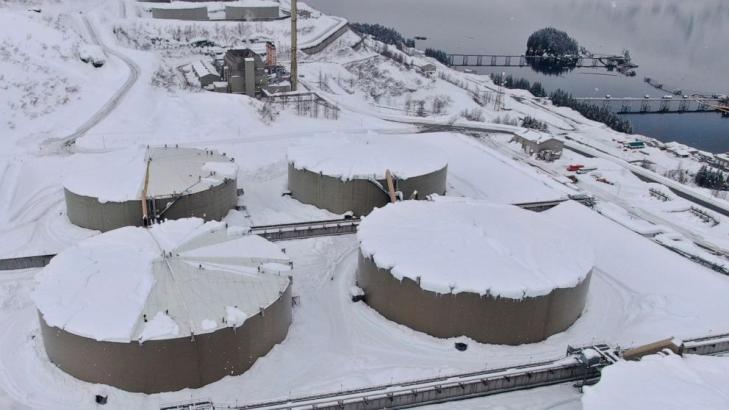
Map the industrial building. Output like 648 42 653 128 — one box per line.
223 48 268 97
356 199 594 345
511 130 564 161
714 153 729 170
64 146 238 232
184 60 220 87
32 218 293 393
286 134 448 216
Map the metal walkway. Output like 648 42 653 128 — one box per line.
162 332 729 410
250 218 360 242
575 97 727 114
447 54 631 69
164 345 613 410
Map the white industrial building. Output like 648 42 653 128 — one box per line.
511 130 564 161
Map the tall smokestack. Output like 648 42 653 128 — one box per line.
290 0 298 91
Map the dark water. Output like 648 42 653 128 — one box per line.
307 0 729 153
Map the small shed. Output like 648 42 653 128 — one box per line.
624 140 646 150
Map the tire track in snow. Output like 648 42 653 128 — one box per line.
40 16 140 155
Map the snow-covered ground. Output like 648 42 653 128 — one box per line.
583 353 729 410
2 0 729 408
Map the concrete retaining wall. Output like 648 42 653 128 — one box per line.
288 163 447 216
64 178 238 232
39 282 292 393
356 252 591 345
302 25 352 55
151 7 208 21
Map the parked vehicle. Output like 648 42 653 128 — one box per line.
567 164 585 172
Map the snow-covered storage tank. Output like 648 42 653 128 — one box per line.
287 133 448 216
356 198 594 345
64 146 238 232
33 218 293 393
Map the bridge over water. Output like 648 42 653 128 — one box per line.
575 97 729 115
447 54 630 68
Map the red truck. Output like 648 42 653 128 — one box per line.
567 164 585 172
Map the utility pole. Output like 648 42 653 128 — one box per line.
494 71 505 111
290 0 298 91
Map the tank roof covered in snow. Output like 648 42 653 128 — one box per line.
33 218 291 342
357 198 594 299
64 146 237 203
287 133 448 181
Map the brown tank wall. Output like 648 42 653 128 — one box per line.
64 178 238 232
39 282 292 393
288 163 447 216
159 178 238 222
356 253 591 345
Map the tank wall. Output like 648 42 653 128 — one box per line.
397 165 448 201
157 178 238 222
288 164 447 216
39 282 292 393
356 252 590 345
151 7 209 20
225 6 279 20
64 188 143 232
64 178 237 232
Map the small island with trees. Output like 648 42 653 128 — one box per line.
524 27 635 75
526 27 579 58
525 27 580 74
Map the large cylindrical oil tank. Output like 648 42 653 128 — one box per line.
64 146 238 232
356 199 594 345
287 134 448 216
33 218 293 393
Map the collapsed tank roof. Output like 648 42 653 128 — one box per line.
64 146 238 203
357 198 594 299
287 133 448 181
32 218 291 342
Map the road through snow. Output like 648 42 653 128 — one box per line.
40 16 140 155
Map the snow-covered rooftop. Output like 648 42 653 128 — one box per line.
357 198 594 299
513 129 555 144
582 353 729 410
32 218 291 342
191 60 219 78
287 133 448 181
63 146 238 203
